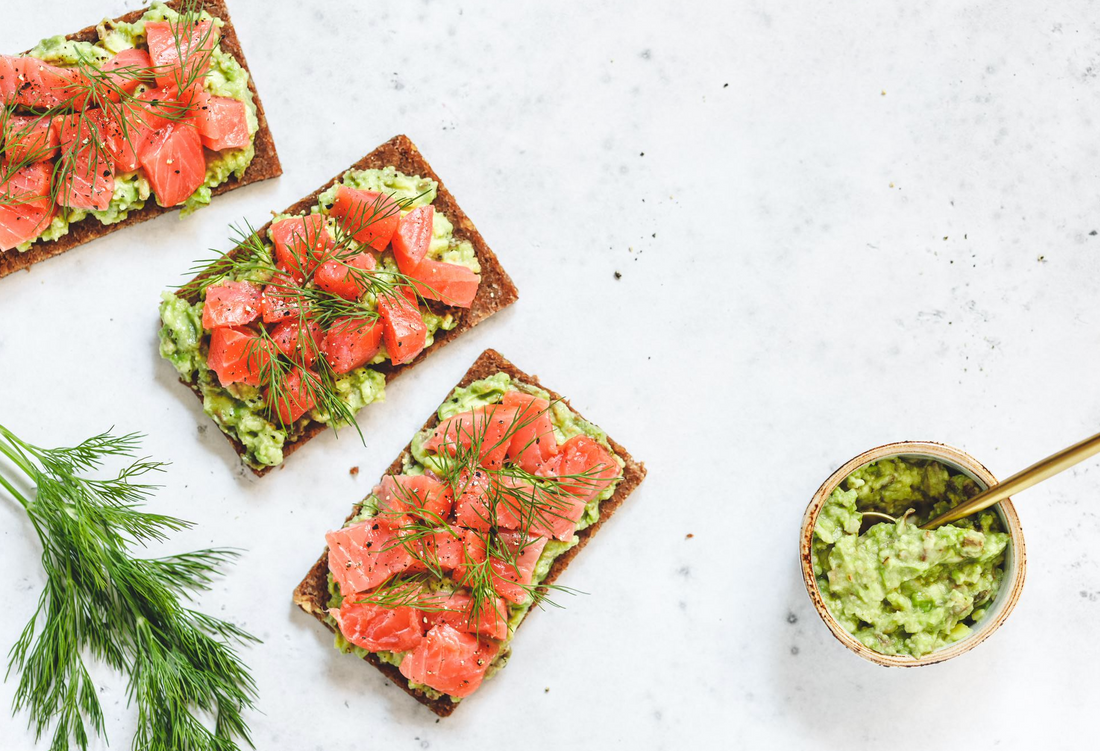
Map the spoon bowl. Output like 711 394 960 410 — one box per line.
857 511 896 535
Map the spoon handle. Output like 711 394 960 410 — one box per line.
922 430 1100 529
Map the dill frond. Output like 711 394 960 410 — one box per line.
0 423 258 751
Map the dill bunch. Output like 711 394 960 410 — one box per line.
0 423 258 751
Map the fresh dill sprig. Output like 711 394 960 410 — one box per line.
0 423 258 751
347 574 452 612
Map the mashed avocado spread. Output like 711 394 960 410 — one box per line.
158 167 472 470
812 457 1010 657
323 373 625 701
14 2 258 252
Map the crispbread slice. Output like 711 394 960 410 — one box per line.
292 348 647 717
173 134 519 476
0 0 281 278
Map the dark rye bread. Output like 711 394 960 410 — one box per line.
0 0 281 279
174 134 519 476
292 348 648 717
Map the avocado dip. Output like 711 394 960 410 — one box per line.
811 457 1010 657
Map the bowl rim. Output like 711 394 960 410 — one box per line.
799 440 1027 667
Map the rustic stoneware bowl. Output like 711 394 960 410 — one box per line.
799 441 1027 667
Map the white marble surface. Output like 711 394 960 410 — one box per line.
2 1 1099 748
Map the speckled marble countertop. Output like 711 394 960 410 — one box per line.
2 1 1099 749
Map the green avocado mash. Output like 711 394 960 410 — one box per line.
158 167 470 470
13 2 257 252
812 457 1010 657
323 374 625 702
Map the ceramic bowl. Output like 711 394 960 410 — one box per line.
799 440 1027 666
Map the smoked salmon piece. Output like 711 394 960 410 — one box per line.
29 59 86 109
190 92 249 151
201 280 262 329
408 258 480 309
270 318 322 368
260 273 306 323
0 160 54 251
85 107 142 173
270 214 331 277
321 316 383 373
139 120 205 207
3 115 59 163
315 252 375 300
453 468 524 532
410 529 467 572
502 391 558 473
398 624 498 698
537 435 621 503
144 20 220 90
330 185 400 250
375 474 454 522
266 365 318 424
0 56 20 105
54 149 114 211
427 590 508 641
206 326 269 387
493 474 583 542
391 205 432 272
52 113 116 210
376 288 427 365
133 84 186 131
1 56 85 110
455 529 547 605
326 519 415 597
100 48 153 98
331 598 426 654
422 405 520 468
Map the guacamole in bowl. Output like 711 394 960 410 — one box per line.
800 443 1026 665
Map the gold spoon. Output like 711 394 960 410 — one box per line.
921 430 1100 530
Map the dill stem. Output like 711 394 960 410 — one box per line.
0 467 31 511
0 424 36 464
0 438 50 552
0 435 35 510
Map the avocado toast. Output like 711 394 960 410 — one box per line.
159 135 519 475
0 0 281 278
293 348 647 716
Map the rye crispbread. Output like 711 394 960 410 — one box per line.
0 0 282 279
172 135 519 476
292 348 647 716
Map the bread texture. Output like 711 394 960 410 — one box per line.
292 348 647 716
0 0 282 278
173 134 519 476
